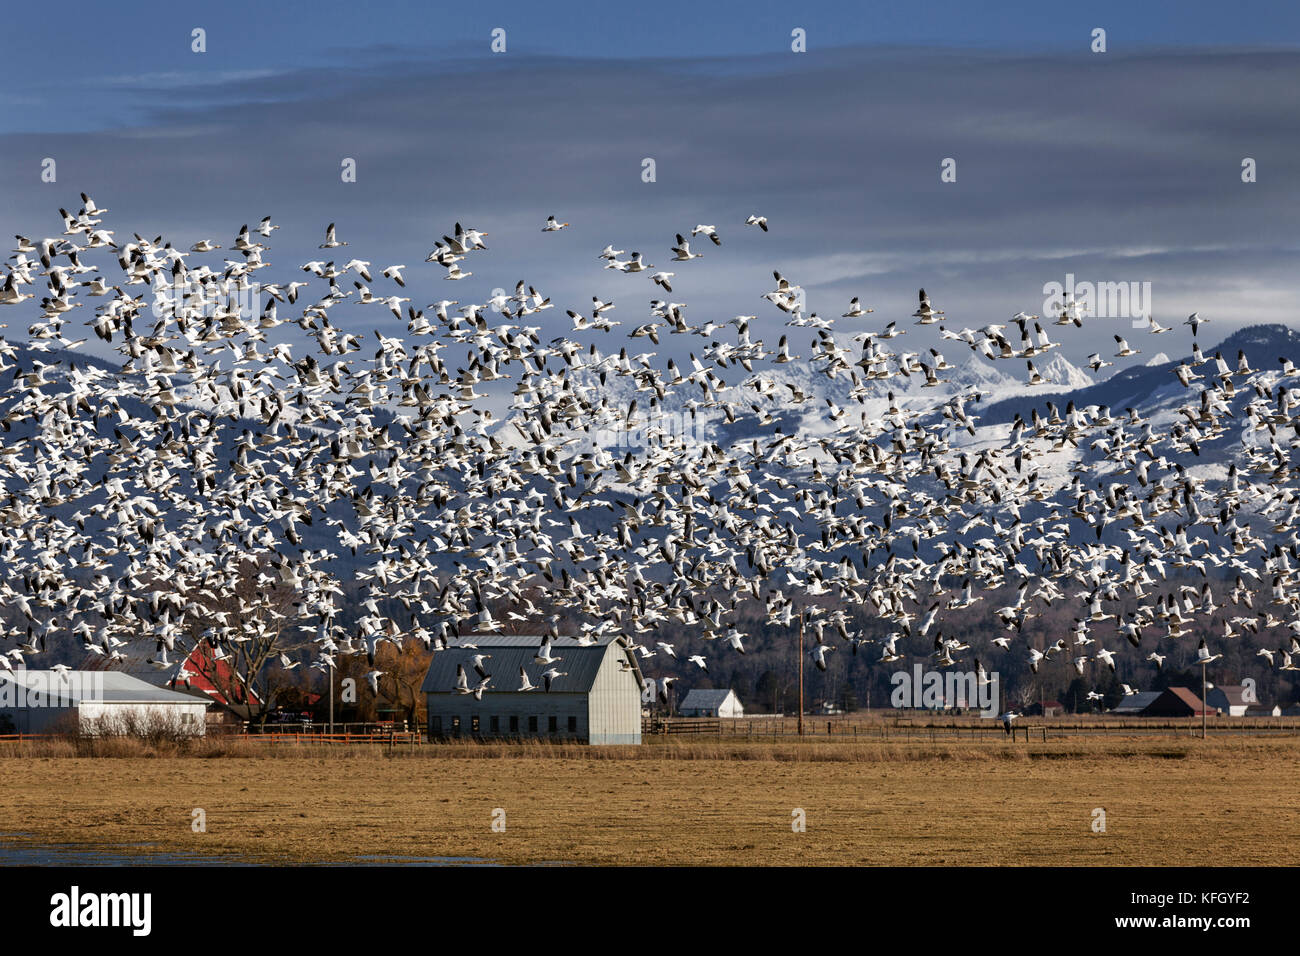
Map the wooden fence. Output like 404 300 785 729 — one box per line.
642 717 721 735
640 714 1300 740
239 731 422 746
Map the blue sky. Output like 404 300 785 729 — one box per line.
2 0 1299 376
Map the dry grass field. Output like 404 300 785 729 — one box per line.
2 735 1298 865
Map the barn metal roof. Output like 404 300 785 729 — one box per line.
420 635 642 695
680 689 736 709
0 670 212 706
1110 691 1161 714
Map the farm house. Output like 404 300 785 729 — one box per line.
0 670 210 735
421 635 643 744
679 688 744 718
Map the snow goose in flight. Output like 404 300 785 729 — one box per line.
621 252 653 273
670 234 702 261
842 297 874 317
655 676 677 704
1195 637 1221 665
79 193 107 217
453 664 476 695
470 653 492 680
542 215 570 232
690 224 722 245
744 214 768 232
319 222 348 248
534 638 561 665
1113 335 1140 357
913 288 943 324
810 641 835 672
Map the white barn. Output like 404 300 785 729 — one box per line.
422 635 643 745
0 670 210 736
679 688 744 718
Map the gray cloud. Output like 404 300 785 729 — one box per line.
2 45 1296 370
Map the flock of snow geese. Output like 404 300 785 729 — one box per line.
2 193 1300 714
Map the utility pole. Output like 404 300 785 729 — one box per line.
329 658 335 734
798 608 805 736
1201 662 1208 740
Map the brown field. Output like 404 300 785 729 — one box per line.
2 735 1298 866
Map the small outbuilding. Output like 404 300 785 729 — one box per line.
1204 685 1256 717
0 669 211 735
421 635 643 745
679 688 745 718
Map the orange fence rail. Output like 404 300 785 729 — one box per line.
0 732 423 744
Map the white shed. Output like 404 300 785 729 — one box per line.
679 688 744 718
0 670 210 736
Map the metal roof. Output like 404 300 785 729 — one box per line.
680 689 737 709
1110 691 1161 714
420 635 642 695
0 670 212 706
77 645 255 706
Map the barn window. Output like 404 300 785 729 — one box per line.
568 716 577 734
431 716 442 736
451 716 461 736
471 715 480 734
510 715 519 733
548 715 558 734
490 715 499 734
528 716 538 733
